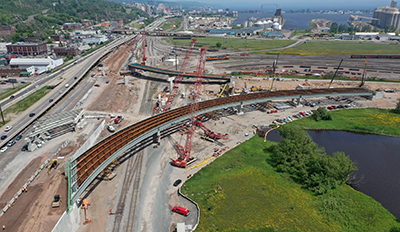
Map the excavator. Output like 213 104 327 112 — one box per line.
48 159 59 175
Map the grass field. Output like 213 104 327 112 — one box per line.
161 18 182 31
4 87 50 115
289 108 400 137
0 83 30 101
265 40 400 56
184 112 400 231
163 37 294 51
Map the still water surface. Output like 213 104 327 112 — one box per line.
267 130 400 219
233 13 373 30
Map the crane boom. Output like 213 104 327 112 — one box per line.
161 39 197 112
172 47 207 168
328 59 343 88
358 59 368 87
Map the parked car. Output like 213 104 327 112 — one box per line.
327 106 334 110
172 206 189 216
106 80 110 84
16 135 22 141
0 82 6 85
173 179 182 187
4 126 12 132
29 113 35 117
1 135 7 140
21 144 28 151
0 147 7 153
94 84 100 87
7 140 15 147
21 81 27 84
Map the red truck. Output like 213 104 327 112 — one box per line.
172 206 189 216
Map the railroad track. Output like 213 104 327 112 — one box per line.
74 87 370 188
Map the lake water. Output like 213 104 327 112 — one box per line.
266 129 400 219
233 12 373 30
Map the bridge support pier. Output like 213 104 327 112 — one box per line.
157 130 161 145
167 77 176 93
297 95 302 106
237 102 244 115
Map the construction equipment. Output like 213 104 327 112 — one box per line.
48 159 59 175
217 84 228 97
160 39 197 113
194 116 229 140
82 199 92 225
52 194 62 208
172 47 207 168
358 59 368 87
328 59 343 88
140 32 147 65
269 53 280 91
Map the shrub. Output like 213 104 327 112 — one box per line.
312 107 332 121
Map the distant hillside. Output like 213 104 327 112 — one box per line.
0 0 149 42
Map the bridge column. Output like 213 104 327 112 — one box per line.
237 101 244 115
297 95 302 106
230 77 238 95
167 77 175 93
157 130 161 145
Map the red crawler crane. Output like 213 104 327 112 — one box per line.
172 46 207 168
193 116 228 140
140 32 147 65
161 39 197 112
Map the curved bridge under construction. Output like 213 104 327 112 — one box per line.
67 87 372 207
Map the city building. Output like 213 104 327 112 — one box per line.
0 42 11 52
0 67 35 77
63 23 82 30
9 57 63 74
82 35 108 44
6 43 47 56
372 1 400 30
50 35 63 41
81 19 94 27
52 47 79 57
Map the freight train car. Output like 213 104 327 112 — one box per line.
206 55 229 61
350 55 400 59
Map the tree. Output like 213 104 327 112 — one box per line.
394 99 400 114
330 22 338 33
312 107 332 121
216 42 222 48
47 39 53 44
270 126 357 194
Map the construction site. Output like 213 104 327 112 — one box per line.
0 31 399 232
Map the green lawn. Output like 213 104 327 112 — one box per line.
265 40 400 56
185 114 400 231
161 18 182 31
289 108 400 137
164 37 294 51
4 86 50 115
0 83 30 101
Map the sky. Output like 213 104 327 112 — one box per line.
175 0 393 10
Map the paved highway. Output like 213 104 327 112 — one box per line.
0 35 137 148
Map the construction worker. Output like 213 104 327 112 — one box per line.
23 187 27 192
3 224 5 230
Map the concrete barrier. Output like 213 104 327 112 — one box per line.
51 203 80 232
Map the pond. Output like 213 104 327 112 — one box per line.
267 129 400 219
